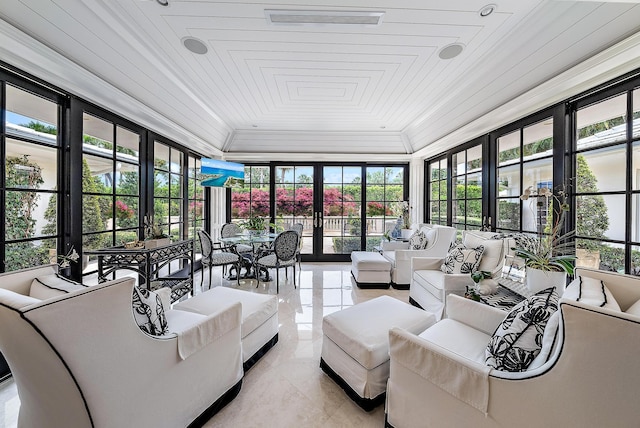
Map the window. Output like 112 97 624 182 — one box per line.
2 84 62 271
81 113 141 268
231 165 270 222
452 145 483 231
428 157 448 225
574 92 630 272
496 118 554 234
187 155 205 242
153 141 184 240
365 166 405 241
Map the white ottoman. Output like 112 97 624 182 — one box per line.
351 251 392 289
320 296 436 410
174 287 278 371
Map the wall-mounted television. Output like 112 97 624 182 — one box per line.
201 158 245 187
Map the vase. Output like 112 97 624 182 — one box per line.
525 267 567 294
144 238 171 249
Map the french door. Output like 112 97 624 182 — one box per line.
232 163 408 262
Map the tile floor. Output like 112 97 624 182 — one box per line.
0 262 410 428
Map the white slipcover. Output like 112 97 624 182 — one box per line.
387 268 640 428
0 264 243 428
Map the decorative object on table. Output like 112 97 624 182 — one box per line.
399 200 412 239
55 246 80 268
391 217 402 239
124 240 145 249
239 216 280 236
514 185 575 293
143 214 171 249
470 270 498 296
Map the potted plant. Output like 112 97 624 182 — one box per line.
143 215 171 249
514 185 575 293
398 201 412 239
240 216 277 236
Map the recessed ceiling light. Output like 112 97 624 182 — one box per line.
479 4 496 17
252 124 258 128
438 43 464 60
265 10 385 26
156 0 168 6
380 126 386 129
182 37 208 55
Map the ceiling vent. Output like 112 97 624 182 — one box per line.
265 10 385 26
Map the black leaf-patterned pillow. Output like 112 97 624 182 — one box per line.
485 287 559 372
132 286 169 336
440 244 484 274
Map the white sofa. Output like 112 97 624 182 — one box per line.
409 230 507 320
387 268 640 428
0 264 243 428
381 224 456 288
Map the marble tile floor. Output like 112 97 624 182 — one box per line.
0 262 410 428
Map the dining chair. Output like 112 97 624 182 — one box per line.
255 230 299 293
220 222 254 255
198 229 240 289
290 223 304 270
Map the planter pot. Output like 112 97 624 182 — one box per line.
525 267 567 294
144 238 171 249
400 229 413 239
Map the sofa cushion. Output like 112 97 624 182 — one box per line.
29 274 88 300
485 287 559 372
419 319 491 364
409 230 428 250
132 286 169 336
413 269 446 297
563 276 621 311
626 298 640 316
441 245 484 274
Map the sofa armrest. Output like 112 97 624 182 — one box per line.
389 327 491 413
411 257 444 271
381 241 409 251
173 302 242 360
446 294 506 335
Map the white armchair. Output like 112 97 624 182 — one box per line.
409 230 506 320
387 268 640 427
381 224 456 287
0 264 243 428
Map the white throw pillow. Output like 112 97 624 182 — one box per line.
563 276 621 311
132 286 169 336
408 230 428 250
486 287 559 372
29 274 88 300
441 244 484 274
463 232 505 272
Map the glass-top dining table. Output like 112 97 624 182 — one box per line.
219 232 279 281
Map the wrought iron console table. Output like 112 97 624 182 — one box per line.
85 239 194 302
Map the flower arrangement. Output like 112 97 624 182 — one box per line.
514 185 575 274
57 246 79 268
143 215 168 240
400 201 411 229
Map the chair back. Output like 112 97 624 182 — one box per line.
198 230 213 258
290 223 304 248
221 222 242 238
274 230 299 261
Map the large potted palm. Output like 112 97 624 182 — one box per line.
515 186 575 294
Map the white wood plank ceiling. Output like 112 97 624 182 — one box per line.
2 1 640 158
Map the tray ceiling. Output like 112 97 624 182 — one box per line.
2 0 640 157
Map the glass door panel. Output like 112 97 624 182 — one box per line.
274 165 314 258
323 166 362 255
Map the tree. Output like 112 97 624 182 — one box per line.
575 154 609 251
5 155 46 270
82 159 106 250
